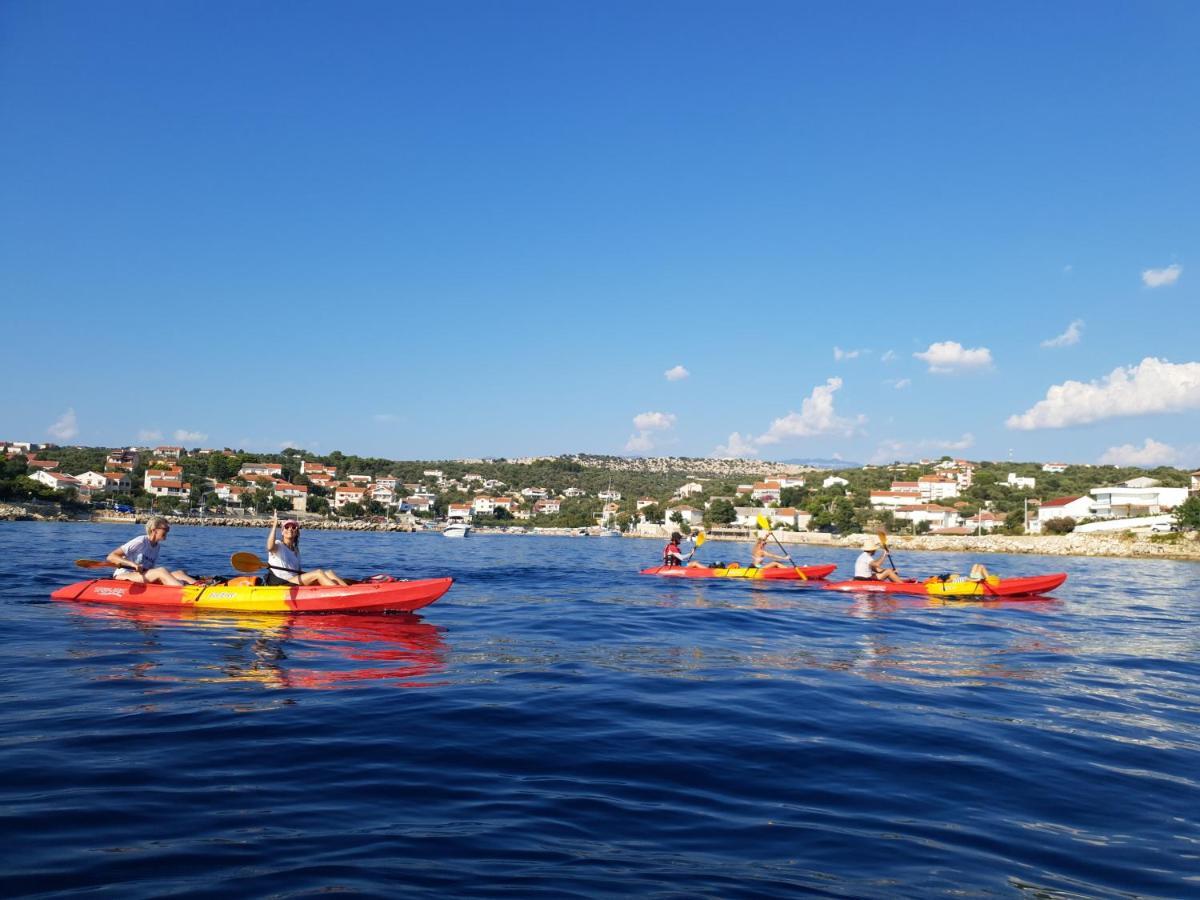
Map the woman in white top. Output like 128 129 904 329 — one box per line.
265 512 349 587
107 516 198 586
853 539 904 582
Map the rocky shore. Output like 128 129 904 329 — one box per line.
700 528 1200 563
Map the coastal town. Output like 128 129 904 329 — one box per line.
2 440 1198 553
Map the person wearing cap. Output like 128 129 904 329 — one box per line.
853 539 904 582
107 515 200 586
265 511 349 587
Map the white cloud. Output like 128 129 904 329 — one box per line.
626 411 677 454
914 341 993 374
833 346 866 361
1098 438 1179 467
881 350 896 363
884 378 911 390
1142 264 1182 288
173 429 207 443
625 432 655 453
48 408 79 441
757 378 866 444
869 433 975 465
664 365 690 381
1006 357 1200 430
714 431 759 459
137 429 163 442
1041 319 1083 348
632 411 676 431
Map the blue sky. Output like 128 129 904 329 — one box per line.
2 1 1197 466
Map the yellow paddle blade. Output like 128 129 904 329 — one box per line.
695 531 707 547
75 558 112 569
756 514 771 531
877 530 889 549
231 551 267 573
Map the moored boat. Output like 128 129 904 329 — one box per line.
50 576 454 614
640 563 837 581
442 522 471 538
821 573 1067 599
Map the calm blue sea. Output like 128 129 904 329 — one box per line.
2 522 1198 898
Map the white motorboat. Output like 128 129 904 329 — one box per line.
442 522 471 538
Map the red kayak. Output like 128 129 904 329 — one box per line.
640 564 837 581
50 576 453 614
822 573 1067 599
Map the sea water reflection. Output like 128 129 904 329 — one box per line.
62 604 448 691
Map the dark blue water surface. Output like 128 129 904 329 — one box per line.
3 522 1198 898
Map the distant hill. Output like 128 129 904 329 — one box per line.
775 458 862 470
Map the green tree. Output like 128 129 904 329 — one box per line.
1175 495 1200 530
1043 517 1076 535
705 498 737 526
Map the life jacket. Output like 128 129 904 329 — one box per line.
663 542 681 566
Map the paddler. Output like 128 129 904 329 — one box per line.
106 516 200 586
265 511 349 587
750 534 790 570
662 531 704 568
853 538 905 583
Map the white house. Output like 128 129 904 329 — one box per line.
239 462 283 479
1033 495 1092 533
750 481 781 503
963 510 1004 532
765 507 810 530
665 505 703 528
484 479 508 491
147 478 191 500
918 475 960 502
533 498 561 515
636 497 657 510
870 490 921 510
522 486 549 499
333 484 367 509
674 482 704 498
472 496 497 515
1191 470 1200 493
154 445 185 459
75 471 131 494
1006 473 1036 490
403 495 434 513
822 475 849 489
600 502 620 524
733 507 769 528
144 466 183 490
598 489 622 502
894 504 960 529
775 476 806 489
273 481 309 512
563 486 587 498
1042 462 1069 473
447 502 473 521
1090 483 1188 519
31 470 81 492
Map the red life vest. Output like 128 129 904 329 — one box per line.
663 541 682 566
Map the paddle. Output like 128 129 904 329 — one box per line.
231 551 301 575
755 514 806 580
876 530 901 577
75 558 114 569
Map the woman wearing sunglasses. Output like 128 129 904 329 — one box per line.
265 511 349 587
107 516 199 586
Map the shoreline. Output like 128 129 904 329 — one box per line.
3 504 1197 563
